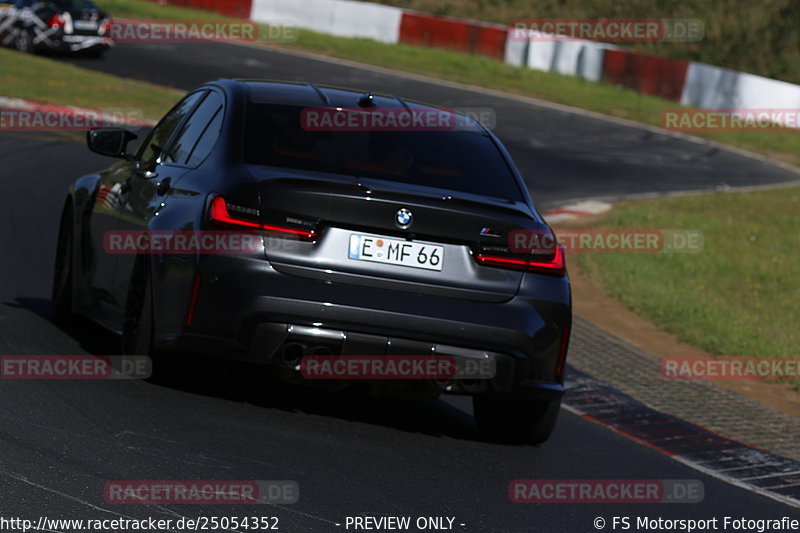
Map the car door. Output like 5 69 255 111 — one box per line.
143 90 226 335
83 157 139 328
111 90 225 314
84 90 205 329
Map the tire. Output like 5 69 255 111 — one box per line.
122 257 155 357
52 202 75 324
473 395 562 445
14 28 34 54
83 47 106 59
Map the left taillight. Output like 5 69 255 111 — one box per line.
208 196 317 242
474 244 566 276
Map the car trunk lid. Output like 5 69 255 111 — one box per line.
246 166 546 302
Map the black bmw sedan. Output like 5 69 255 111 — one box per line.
53 78 571 444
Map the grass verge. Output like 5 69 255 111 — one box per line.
365 0 800 86
97 0 226 20
0 47 181 120
577 186 800 363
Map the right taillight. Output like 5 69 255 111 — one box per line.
99 19 112 36
475 244 565 276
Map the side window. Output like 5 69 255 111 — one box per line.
185 107 224 167
138 91 206 165
162 92 224 167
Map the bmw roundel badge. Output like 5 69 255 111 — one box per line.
395 208 413 229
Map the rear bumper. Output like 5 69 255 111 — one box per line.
59 35 112 52
40 32 112 53
155 255 571 398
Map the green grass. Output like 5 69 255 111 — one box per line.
0 48 181 120
578 187 800 361
97 0 225 20
93 0 800 167
365 0 800 85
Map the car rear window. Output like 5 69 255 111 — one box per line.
243 103 524 202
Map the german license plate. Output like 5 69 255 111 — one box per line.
74 20 98 30
348 234 443 271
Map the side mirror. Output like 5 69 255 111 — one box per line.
87 129 138 159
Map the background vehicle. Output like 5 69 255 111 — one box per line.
0 0 112 55
53 79 572 444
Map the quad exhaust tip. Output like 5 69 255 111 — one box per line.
304 345 334 356
277 342 305 366
435 379 488 394
277 343 336 368
459 379 488 393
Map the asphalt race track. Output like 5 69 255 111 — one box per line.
0 40 799 530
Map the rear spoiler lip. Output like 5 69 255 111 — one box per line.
246 164 536 218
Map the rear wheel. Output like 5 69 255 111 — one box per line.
52 202 75 324
473 395 561 445
14 28 34 54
